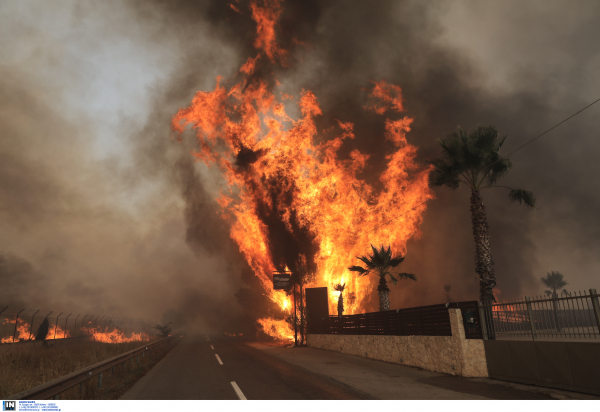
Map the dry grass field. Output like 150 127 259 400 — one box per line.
0 337 175 399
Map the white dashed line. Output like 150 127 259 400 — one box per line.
230 381 247 400
215 354 223 365
211 345 214 350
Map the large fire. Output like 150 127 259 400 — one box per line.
172 0 433 340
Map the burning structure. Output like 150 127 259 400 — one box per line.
172 0 433 340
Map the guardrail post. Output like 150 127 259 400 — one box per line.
590 289 600 333
477 301 488 340
525 296 537 341
53 394 59 400
80 381 85 396
137 354 140 366
97 372 103 388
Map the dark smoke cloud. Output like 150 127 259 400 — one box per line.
1 0 599 335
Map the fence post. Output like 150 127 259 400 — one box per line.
590 289 600 333
477 301 488 340
13 309 25 342
53 313 63 340
525 296 537 341
73 314 80 337
97 372 103 388
28 310 40 340
64 314 72 338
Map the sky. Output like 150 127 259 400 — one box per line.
1 0 599 332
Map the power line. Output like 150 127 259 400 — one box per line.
360 97 600 236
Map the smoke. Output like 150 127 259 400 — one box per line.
1 0 599 335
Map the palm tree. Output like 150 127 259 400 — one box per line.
542 271 567 332
444 284 453 303
428 125 535 303
542 271 568 296
348 244 416 312
334 283 346 317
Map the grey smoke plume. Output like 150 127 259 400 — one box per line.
1 0 599 333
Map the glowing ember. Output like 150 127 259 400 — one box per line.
172 1 433 340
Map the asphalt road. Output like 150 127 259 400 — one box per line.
121 333 597 400
120 333 372 400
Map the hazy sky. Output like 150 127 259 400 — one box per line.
1 1 599 328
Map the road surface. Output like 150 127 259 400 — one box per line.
121 333 597 400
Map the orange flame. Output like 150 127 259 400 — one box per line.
81 326 150 343
1 318 31 343
257 318 294 341
173 1 433 340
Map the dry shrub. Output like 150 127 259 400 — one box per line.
0 337 174 399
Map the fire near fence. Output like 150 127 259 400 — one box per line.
479 289 600 341
326 301 482 339
0 306 150 344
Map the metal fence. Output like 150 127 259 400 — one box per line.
327 300 482 339
0 305 148 343
479 289 600 341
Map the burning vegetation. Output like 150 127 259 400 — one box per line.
172 0 433 341
1 317 149 344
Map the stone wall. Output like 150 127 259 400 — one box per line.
306 308 488 378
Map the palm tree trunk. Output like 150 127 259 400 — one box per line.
470 189 496 302
337 294 344 317
377 276 390 311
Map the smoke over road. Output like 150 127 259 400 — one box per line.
1 0 599 335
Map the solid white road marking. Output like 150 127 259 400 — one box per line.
215 354 223 365
211 345 214 350
230 381 247 400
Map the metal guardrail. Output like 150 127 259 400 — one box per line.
478 288 600 341
6 336 176 400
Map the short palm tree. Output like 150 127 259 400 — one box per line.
429 125 536 303
542 271 568 297
348 244 416 311
334 283 346 317
542 271 567 331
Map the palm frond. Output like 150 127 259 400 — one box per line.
397 272 417 281
348 265 368 275
509 189 536 208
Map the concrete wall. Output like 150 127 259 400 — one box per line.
307 308 488 378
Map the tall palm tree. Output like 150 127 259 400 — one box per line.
428 125 536 303
542 271 567 332
348 245 416 311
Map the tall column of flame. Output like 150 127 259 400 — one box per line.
172 0 433 340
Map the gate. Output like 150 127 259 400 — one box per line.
480 289 600 395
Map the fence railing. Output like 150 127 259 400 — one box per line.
479 289 600 341
6 336 176 400
0 305 148 343
327 300 482 339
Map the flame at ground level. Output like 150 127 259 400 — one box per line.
1 318 71 343
81 327 150 343
258 318 294 341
